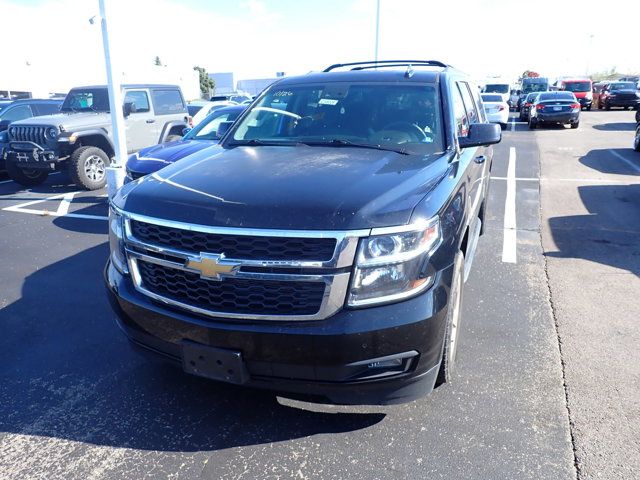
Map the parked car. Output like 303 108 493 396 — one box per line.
508 89 520 110
0 98 63 171
636 110 640 123
598 82 640 110
481 93 509 129
482 82 511 103
634 121 640 152
210 93 252 103
528 91 580 129
190 101 238 127
106 59 502 405
126 105 247 180
519 92 540 122
557 78 593 110
518 77 549 111
4 84 189 189
592 82 605 109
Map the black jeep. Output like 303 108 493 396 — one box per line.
105 60 501 404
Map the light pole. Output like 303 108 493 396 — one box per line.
374 0 380 62
586 34 594 76
96 0 127 199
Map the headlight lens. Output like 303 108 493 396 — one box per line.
348 218 441 307
0 131 7 142
109 206 128 274
46 127 58 139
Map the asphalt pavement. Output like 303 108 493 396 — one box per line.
0 110 638 479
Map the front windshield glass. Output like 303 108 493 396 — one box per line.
610 82 636 91
564 81 591 92
484 84 509 94
184 109 242 141
229 82 444 155
61 88 110 112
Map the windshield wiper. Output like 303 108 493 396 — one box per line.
305 139 409 155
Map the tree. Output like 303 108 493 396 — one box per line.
154 56 163 66
193 66 215 99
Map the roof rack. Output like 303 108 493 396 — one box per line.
323 60 449 72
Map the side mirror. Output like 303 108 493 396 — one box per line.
182 127 192 136
458 123 501 149
123 102 136 117
0 119 10 132
217 121 233 137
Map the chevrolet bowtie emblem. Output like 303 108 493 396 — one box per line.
185 253 241 280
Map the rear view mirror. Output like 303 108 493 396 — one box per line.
458 123 502 149
217 121 233 137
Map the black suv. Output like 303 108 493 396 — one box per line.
106 60 501 405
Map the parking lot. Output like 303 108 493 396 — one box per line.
1 110 639 479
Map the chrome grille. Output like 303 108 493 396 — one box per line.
121 211 367 321
10 126 47 146
130 219 337 261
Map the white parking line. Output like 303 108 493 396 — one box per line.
492 176 538 181
2 191 107 221
502 147 517 263
609 149 640 174
510 118 515 132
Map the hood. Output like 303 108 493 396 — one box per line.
115 145 449 231
9 112 110 130
127 140 220 175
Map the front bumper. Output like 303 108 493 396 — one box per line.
607 98 640 108
6 141 63 170
104 259 453 405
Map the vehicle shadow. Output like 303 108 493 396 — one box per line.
52 200 108 235
0 243 385 453
546 183 640 276
579 148 640 176
592 122 636 132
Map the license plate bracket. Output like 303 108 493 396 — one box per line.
182 341 249 384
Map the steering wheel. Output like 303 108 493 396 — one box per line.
380 121 431 142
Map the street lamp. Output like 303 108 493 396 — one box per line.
586 34 594 76
93 0 127 199
374 0 380 62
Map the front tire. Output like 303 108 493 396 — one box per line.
436 251 465 386
69 146 110 190
528 117 537 129
634 128 640 152
605 101 611 111
570 121 579 129
6 161 49 187
635 110 640 123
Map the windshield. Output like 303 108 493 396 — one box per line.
481 94 503 102
522 81 548 94
61 88 110 112
228 82 444 155
539 92 575 101
184 108 243 141
564 81 591 92
610 82 636 91
483 84 509 94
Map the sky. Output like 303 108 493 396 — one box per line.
2 0 638 94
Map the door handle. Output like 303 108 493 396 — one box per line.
146 119 156 124
474 155 487 164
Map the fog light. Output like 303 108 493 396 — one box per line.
368 358 403 369
346 351 419 381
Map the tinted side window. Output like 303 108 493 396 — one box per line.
0 104 32 122
151 89 185 115
33 103 61 116
124 91 150 113
458 81 479 125
468 83 487 123
452 84 469 138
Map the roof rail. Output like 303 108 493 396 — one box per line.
323 60 449 72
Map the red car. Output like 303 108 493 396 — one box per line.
558 78 593 110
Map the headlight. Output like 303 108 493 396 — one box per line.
109 205 128 274
0 131 7 143
348 218 441 307
46 127 58 139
